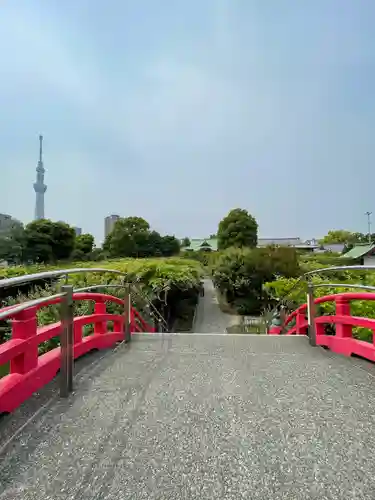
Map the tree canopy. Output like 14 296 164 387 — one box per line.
24 220 76 263
103 216 180 258
181 237 191 247
75 233 95 254
0 223 26 265
319 230 375 253
0 219 98 264
212 245 300 314
217 208 258 250
320 230 358 245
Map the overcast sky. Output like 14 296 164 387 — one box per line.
1 1 374 244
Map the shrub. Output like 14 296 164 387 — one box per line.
212 246 300 314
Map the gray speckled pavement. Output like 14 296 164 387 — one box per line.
194 279 236 333
2 334 375 499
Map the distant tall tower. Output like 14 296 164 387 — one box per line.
33 135 47 220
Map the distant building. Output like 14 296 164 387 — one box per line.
182 238 218 252
182 236 320 252
315 243 346 254
0 213 22 232
104 215 120 238
341 243 375 265
73 227 82 236
258 238 318 251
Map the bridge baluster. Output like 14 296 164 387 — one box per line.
94 301 107 335
296 309 307 335
10 307 38 375
335 296 353 339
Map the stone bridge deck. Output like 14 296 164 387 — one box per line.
1 334 375 499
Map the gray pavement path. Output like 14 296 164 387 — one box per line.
2 334 375 499
194 279 237 333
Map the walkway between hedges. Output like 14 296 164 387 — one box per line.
193 278 237 333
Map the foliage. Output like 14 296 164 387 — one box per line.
217 208 258 250
75 233 94 255
71 233 96 261
181 237 191 247
212 246 300 314
103 216 180 258
319 230 358 245
23 220 76 263
89 248 107 261
0 256 202 300
299 253 353 274
0 219 80 265
0 224 26 265
182 248 220 268
319 229 375 250
264 266 375 342
0 257 203 351
157 235 181 256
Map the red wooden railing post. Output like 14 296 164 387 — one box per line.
335 296 353 338
296 309 307 335
10 307 38 374
94 301 107 334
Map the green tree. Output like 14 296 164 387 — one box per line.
182 237 191 247
90 247 107 261
0 224 26 264
212 246 300 314
75 233 94 254
217 208 258 250
159 235 181 256
104 217 150 257
320 230 359 245
103 217 181 258
24 220 76 263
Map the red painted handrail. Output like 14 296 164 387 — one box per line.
268 292 375 362
0 292 155 413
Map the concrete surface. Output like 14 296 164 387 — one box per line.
2 334 375 499
194 279 237 333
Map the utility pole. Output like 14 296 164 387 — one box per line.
365 211 372 243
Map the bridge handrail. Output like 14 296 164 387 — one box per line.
0 287 156 414
312 283 375 291
272 291 375 363
73 284 168 331
0 267 168 331
0 267 129 289
266 264 375 330
0 293 65 321
280 290 375 331
0 266 172 414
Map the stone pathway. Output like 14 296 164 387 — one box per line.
193 279 237 333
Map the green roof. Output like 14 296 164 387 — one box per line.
342 243 375 259
183 238 218 251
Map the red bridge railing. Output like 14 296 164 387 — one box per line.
267 265 375 363
0 268 162 414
